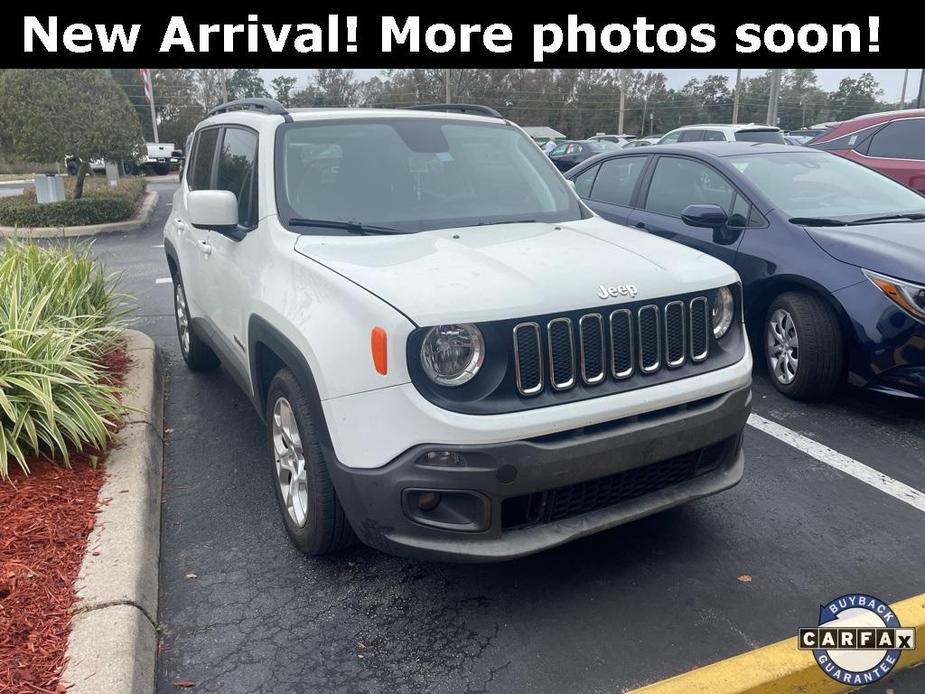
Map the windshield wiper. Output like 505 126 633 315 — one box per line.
288 218 403 235
788 216 848 227
476 219 537 226
846 213 925 225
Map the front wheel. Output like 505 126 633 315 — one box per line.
265 369 355 555
764 291 843 400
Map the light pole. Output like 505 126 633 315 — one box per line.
900 69 909 108
767 69 782 127
732 68 742 124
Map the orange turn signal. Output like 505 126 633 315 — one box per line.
371 327 388 375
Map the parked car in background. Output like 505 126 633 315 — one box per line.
623 136 662 149
783 135 811 146
788 128 829 141
809 109 925 194
659 124 785 145
588 134 635 146
64 141 178 177
566 143 925 400
548 140 617 171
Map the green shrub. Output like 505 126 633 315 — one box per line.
20 176 146 204
0 241 127 477
0 195 135 228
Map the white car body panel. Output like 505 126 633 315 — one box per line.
294 217 739 326
324 353 752 469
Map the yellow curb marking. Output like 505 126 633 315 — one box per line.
629 593 925 694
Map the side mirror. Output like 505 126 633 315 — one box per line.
188 190 238 231
681 203 728 229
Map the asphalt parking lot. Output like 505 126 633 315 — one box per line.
85 182 924 693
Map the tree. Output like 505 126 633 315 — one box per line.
226 69 269 100
0 69 144 199
829 73 884 121
271 76 297 106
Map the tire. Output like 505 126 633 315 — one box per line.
122 160 137 176
764 291 843 400
172 275 220 371
154 162 170 176
265 369 356 555
66 160 79 176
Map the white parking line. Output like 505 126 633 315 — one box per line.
155 277 172 285
152 244 164 249
748 413 925 513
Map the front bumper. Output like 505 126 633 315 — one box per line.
836 281 925 398
328 384 751 561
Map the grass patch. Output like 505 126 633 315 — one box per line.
0 241 128 477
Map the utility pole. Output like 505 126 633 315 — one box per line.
917 69 925 109
732 69 742 124
649 112 654 136
767 69 782 126
900 69 909 108
639 69 651 138
444 69 451 103
617 69 626 134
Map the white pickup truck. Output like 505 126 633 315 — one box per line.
65 142 179 177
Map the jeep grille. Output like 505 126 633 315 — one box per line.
513 296 711 397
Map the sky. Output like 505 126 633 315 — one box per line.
259 68 923 103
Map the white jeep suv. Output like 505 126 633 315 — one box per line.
164 98 752 561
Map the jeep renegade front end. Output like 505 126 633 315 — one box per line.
164 99 752 561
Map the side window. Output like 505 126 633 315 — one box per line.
728 194 751 228
572 165 599 199
866 120 925 160
660 131 682 145
551 144 567 156
189 129 219 191
644 157 735 218
590 157 648 207
702 130 726 142
215 128 259 228
678 130 704 143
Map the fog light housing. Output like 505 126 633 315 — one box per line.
418 450 466 467
417 491 441 511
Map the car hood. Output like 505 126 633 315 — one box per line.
293 217 739 325
803 221 925 283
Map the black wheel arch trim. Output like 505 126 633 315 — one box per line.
247 314 338 462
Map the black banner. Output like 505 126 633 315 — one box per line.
1 10 919 68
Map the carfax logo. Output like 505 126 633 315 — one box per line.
798 593 916 686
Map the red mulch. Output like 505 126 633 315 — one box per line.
0 347 130 693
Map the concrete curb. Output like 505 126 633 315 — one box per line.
629 593 925 694
0 190 159 239
61 330 163 694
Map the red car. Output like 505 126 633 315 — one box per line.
810 109 925 194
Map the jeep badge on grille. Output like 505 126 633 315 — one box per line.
598 284 638 300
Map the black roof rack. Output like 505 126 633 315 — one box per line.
208 98 292 122
404 103 503 119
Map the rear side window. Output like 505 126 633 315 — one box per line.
215 128 259 227
734 130 785 144
678 130 704 143
572 165 599 199
590 157 647 207
702 130 726 142
866 120 925 160
189 128 219 190
644 157 735 217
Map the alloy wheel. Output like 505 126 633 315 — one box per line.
272 397 309 527
767 308 799 385
175 282 190 356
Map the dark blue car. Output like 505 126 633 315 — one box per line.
565 142 925 400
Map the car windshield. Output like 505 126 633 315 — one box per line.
276 117 585 234
727 151 925 222
734 129 785 144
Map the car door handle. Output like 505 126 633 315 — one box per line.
175 218 186 232
634 221 647 230
197 240 212 256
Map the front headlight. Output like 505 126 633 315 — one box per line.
864 270 925 322
712 286 735 339
420 324 485 386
